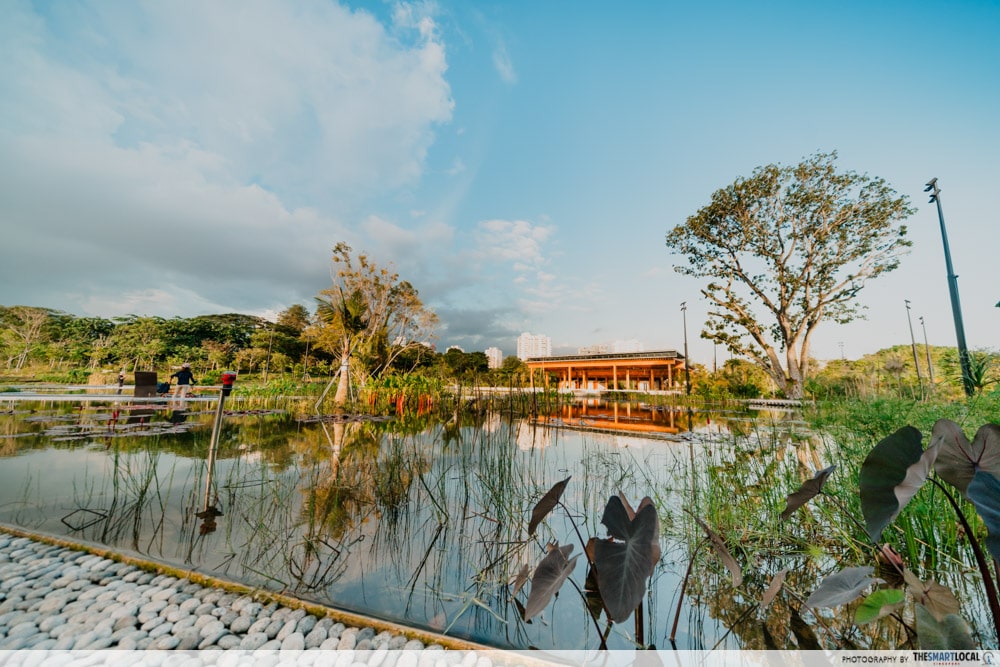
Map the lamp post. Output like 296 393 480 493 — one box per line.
680 302 691 395
905 300 924 398
919 315 935 388
925 178 973 397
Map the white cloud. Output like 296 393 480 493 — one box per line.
492 39 517 85
474 219 555 268
0 1 455 317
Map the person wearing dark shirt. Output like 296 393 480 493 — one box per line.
170 362 196 399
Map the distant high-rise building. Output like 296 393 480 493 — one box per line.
578 343 609 355
612 339 644 353
517 332 552 360
485 347 503 369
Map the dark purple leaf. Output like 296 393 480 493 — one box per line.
968 470 1000 563
934 420 1000 498
780 465 836 520
528 476 571 536
522 543 579 621
860 426 938 542
693 516 742 587
594 496 660 623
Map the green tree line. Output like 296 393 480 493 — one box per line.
0 303 533 387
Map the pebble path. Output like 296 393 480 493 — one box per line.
0 530 507 661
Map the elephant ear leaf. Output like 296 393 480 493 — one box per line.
860 426 939 542
692 516 742 587
904 570 960 621
509 564 531 597
780 465 836 520
968 470 1000 563
915 604 976 650
855 589 905 625
806 566 882 609
594 496 660 623
934 421 1000 498
528 476 571 536
522 543 579 621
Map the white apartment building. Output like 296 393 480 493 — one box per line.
579 340 644 355
612 339 644 353
485 347 503 369
517 332 552 360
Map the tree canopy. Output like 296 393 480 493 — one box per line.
312 243 438 405
665 152 914 399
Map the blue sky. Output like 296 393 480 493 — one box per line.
1 1 998 365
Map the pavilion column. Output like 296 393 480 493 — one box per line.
613 365 618 390
568 365 573 390
626 369 630 390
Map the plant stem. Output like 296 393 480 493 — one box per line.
929 477 1000 644
670 536 706 644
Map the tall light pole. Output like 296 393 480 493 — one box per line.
905 300 924 398
925 178 973 397
680 302 691 395
919 315 935 388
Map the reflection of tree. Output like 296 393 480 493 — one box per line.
688 559 912 649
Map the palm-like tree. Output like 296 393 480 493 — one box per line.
314 288 369 408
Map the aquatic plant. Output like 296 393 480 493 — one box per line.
781 419 1000 648
515 476 661 648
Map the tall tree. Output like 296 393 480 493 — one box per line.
665 152 914 399
0 306 54 371
313 243 438 407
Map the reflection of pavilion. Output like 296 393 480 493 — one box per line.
525 350 686 392
533 400 684 436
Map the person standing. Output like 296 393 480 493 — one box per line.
170 362 196 399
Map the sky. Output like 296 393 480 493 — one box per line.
1 0 998 365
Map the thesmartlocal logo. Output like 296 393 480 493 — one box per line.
910 651 984 666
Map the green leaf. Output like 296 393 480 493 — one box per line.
855 588 904 625
522 543 579 621
968 470 1000 563
859 426 939 542
780 465 836 520
915 604 976 650
527 476 570 536
594 496 660 623
934 420 1000 498
806 566 882 609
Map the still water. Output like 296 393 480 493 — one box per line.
0 395 988 650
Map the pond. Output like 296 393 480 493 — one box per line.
0 393 992 649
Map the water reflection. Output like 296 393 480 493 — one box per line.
0 397 991 650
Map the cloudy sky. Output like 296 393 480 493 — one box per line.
2 1 998 364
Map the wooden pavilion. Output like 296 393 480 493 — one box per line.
525 350 686 392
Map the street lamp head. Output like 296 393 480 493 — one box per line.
680 302 686 311
925 177 940 203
